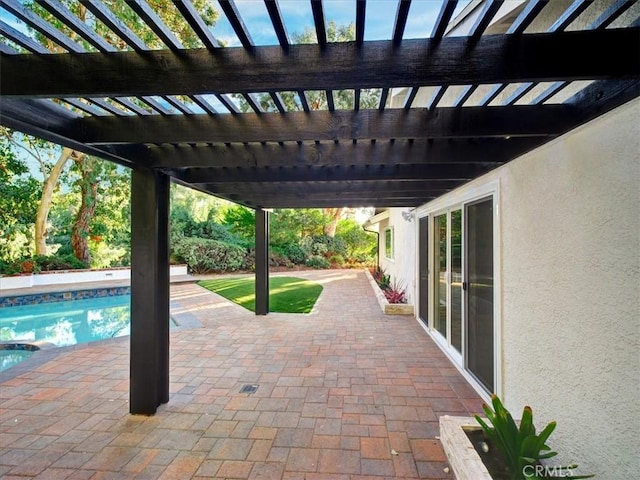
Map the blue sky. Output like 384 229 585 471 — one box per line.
0 1 471 115
210 1 471 46
0 1 472 47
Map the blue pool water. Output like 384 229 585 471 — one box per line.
0 295 131 348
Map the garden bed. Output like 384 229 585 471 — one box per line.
364 268 414 315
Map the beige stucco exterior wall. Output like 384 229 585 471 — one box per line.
497 98 639 477
375 98 639 477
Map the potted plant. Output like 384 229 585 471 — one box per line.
440 395 594 480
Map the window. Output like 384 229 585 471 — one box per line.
384 227 394 259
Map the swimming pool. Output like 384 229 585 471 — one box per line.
0 294 131 349
0 344 40 372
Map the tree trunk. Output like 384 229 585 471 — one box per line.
72 156 97 265
34 147 73 255
323 208 344 237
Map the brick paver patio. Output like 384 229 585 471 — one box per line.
0 269 484 479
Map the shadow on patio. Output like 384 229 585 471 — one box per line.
0 269 483 479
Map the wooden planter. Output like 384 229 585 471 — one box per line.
440 415 493 480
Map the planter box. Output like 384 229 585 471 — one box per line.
364 268 414 316
440 415 492 480
0 265 189 290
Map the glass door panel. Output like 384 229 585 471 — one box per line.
434 214 447 337
419 216 429 326
451 209 462 353
466 198 494 392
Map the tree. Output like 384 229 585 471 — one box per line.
0 143 40 262
71 154 97 264
6 1 219 262
323 208 350 237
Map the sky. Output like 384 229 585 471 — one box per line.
0 1 472 116
209 0 471 46
0 1 473 48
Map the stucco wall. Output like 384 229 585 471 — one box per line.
378 210 416 305
498 99 639 477
377 98 639 477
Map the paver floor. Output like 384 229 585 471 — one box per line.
0 269 484 479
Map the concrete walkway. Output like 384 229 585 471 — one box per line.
0 269 483 479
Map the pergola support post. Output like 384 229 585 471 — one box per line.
255 208 270 315
130 168 170 415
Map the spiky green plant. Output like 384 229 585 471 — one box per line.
474 395 594 479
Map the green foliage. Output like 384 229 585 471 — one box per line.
269 251 294 268
313 235 348 257
199 276 323 314
88 240 128 269
32 254 88 271
335 218 377 263
220 204 255 245
47 161 131 267
371 266 391 290
475 395 594 480
271 209 325 244
328 254 345 267
172 237 246 274
25 0 217 52
0 143 40 262
0 254 88 275
272 242 306 265
306 255 330 269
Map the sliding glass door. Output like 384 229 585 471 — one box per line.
465 198 494 392
434 214 447 338
432 209 463 355
422 197 495 394
419 216 429 326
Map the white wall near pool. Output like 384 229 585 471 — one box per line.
0 265 188 290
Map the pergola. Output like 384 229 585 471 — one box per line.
1 0 639 414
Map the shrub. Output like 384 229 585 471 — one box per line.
269 251 294 268
371 267 391 291
383 280 407 304
172 237 246 274
300 235 348 259
0 260 21 276
33 254 88 271
306 255 330 269
273 242 306 265
328 254 345 267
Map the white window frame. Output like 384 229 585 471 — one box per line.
384 226 394 260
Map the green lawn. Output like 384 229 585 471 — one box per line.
198 276 323 314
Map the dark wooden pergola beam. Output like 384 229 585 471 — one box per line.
224 194 439 209
0 98 146 168
173 162 501 184
144 137 541 169
194 179 463 194
2 28 638 98
210 189 453 203
76 105 575 145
